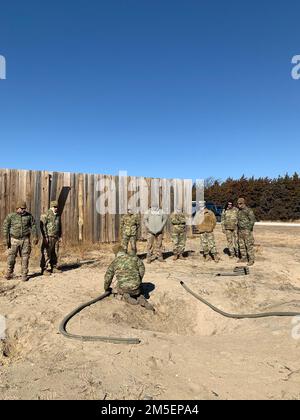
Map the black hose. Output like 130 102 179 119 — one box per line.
180 281 300 319
59 291 141 344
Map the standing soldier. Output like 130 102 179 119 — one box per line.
144 206 168 263
120 209 140 255
221 201 238 259
104 244 153 310
170 208 187 260
197 204 220 263
40 201 62 275
237 197 256 266
3 202 38 281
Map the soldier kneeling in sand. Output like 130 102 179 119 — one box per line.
104 244 154 311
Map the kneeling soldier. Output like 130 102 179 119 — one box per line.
104 245 154 311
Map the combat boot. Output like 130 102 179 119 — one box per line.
52 267 62 274
173 254 179 261
42 270 51 276
5 272 13 280
247 260 255 266
157 256 165 263
179 254 185 260
122 293 139 306
203 254 212 262
137 295 155 311
22 275 29 282
146 256 152 264
213 254 220 263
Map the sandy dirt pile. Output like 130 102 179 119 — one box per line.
0 225 300 400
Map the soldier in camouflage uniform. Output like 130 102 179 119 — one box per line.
3 201 38 281
197 205 220 263
237 197 256 266
170 209 187 260
104 244 153 310
221 201 238 258
120 209 140 255
40 201 62 275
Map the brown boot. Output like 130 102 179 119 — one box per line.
22 275 29 282
52 267 62 274
42 270 51 276
213 254 220 263
5 272 13 280
179 254 185 260
203 254 211 262
137 295 155 311
247 260 255 266
122 293 139 305
173 254 179 261
158 256 165 263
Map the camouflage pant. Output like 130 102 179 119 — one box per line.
200 232 218 256
147 232 163 258
40 237 60 271
121 234 137 255
172 231 186 255
225 229 238 256
7 237 31 277
238 229 255 262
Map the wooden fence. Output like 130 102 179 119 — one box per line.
0 169 194 243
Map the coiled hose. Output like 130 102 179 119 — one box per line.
59 291 140 344
180 281 300 319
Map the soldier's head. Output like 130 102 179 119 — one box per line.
112 244 126 255
175 206 182 214
237 198 246 209
16 201 27 215
50 201 59 214
226 201 234 210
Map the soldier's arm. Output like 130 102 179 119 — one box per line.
120 216 124 236
136 214 140 228
30 215 39 243
104 261 115 291
137 258 145 279
248 209 256 230
3 215 11 245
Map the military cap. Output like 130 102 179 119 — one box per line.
16 201 27 209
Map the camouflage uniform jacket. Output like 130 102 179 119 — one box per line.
104 251 145 291
237 207 256 231
170 213 187 233
41 209 62 238
3 212 37 241
198 209 216 233
120 214 140 236
221 208 238 230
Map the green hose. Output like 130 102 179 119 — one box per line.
59 291 140 344
180 281 300 319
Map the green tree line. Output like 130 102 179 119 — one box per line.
198 173 300 221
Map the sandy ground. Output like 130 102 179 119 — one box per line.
0 225 300 400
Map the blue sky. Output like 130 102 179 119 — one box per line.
0 0 299 181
